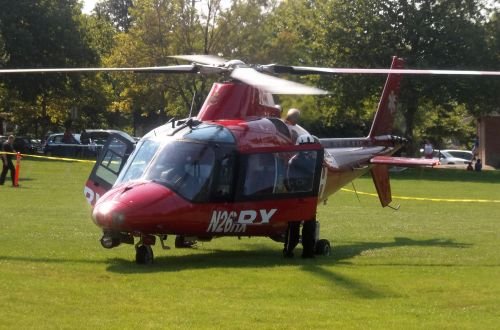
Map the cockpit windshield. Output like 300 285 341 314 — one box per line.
144 141 215 202
116 139 160 184
115 123 235 202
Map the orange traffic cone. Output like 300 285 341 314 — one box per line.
14 152 20 187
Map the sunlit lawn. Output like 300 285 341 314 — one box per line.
0 159 499 328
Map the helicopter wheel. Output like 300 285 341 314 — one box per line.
315 239 331 256
135 245 154 264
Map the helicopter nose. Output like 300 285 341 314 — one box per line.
91 181 179 231
92 200 127 229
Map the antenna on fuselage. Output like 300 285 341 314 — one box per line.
351 182 361 204
188 92 196 118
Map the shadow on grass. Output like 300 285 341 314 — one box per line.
332 237 472 264
300 263 389 299
102 237 471 299
0 237 472 299
18 177 35 182
0 237 471 272
0 255 107 265
105 237 471 272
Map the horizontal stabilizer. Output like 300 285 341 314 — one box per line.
371 156 438 167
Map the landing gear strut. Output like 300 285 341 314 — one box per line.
282 220 332 258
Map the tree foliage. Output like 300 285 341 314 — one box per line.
0 0 498 148
309 0 498 146
0 0 102 135
94 0 134 32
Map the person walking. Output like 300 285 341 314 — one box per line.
1 135 17 187
423 140 434 159
474 158 482 172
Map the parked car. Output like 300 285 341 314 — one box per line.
80 129 127 157
30 139 43 153
43 133 82 157
13 136 38 154
435 149 474 165
80 129 122 144
43 129 128 158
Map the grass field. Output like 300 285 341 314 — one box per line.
1 159 499 329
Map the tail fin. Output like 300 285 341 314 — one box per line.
368 57 404 138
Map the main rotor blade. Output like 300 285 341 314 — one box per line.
265 65 500 76
4 63 496 76
231 67 328 95
170 54 227 66
0 65 198 74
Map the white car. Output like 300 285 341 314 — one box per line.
435 149 473 165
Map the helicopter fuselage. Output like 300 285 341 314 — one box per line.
90 115 327 239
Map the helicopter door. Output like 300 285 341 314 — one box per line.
84 132 136 206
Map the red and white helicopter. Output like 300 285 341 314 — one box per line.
2 55 498 263
83 55 440 263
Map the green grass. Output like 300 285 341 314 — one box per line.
1 160 500 329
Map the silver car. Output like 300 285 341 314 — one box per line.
435 149 473 165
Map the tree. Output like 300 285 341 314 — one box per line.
314 0 496 148
0 0 99 136
94 0 134 32
0 0 97 97
101 0 253 133
72 14 119 130
0 31 8 65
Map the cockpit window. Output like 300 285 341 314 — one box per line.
183 124 235 143
145 141 215 202
116 139 160 184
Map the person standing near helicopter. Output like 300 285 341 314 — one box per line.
1 135 17 187
283 134 318 258
285 108 302 144
423 140 434 159
285 108 301 126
